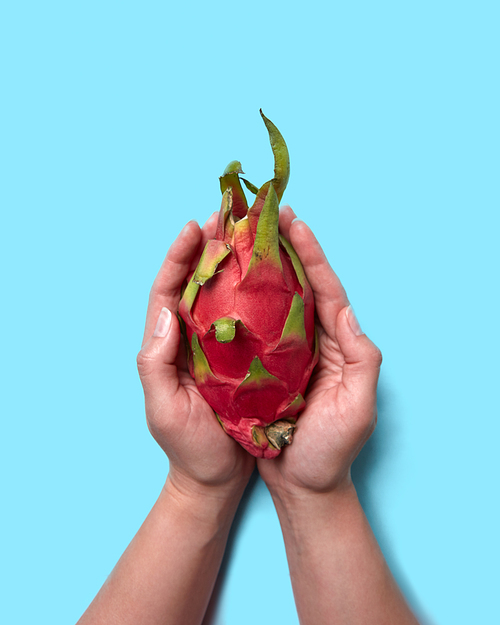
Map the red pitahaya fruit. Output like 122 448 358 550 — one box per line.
178 111 318 458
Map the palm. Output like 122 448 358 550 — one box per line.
161 369 255 485
139 219 255 490
258 211 378 492
258 330 354 491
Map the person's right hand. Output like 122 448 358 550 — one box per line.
79 216 258 625
258 206 383 496
136 216 255 499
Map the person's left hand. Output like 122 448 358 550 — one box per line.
136 215 255 498
257 207 381 496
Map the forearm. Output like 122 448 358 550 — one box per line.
78 474 245 625
270 480 419 625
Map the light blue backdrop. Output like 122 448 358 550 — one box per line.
1 1 498 624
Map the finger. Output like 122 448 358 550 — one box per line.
189 211 219 272
336 305 382 402
289 219 349 338
137 307 182 402
143 220 202 345
201 210 218 241
278 205 297 240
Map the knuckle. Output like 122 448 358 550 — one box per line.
369 344 383 368
148 281 161 305
136 348 155 378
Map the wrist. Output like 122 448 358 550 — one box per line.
262 463 354 502
267 477 359 536
163 467 250 529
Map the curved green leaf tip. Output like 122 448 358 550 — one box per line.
247 183 283 274
259 109 290 203
279 235 307 290
242 178 259 195
219 162 248 219
223 160 244 176
193 240 231 285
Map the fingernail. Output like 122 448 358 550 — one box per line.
153 307 172 337
291 218 304 225
202 212 218 228
181 219 199 234
347 305 364 336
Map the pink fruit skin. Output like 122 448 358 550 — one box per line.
178 113 318 458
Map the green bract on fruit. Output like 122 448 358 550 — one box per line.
178 111 318 458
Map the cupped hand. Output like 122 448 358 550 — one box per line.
258 206 382 495
137 216 255 496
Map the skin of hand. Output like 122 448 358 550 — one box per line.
257 205 382 494
78 210 417 625
256 206 419 625
78 216 259 625
142 205 381 496
136 213 256 497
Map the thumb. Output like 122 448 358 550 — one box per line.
136 307 181 398
336 305 383 399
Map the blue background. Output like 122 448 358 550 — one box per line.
1 1 498 623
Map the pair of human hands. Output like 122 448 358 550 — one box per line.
136 206 382 500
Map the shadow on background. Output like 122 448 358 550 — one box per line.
202 468 260 625
351 380 433 625
204 379 433 625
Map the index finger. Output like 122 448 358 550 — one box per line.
288 219 349 338
142 220 202 345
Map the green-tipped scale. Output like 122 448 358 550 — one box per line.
178 112 317 458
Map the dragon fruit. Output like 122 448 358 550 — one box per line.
178 111 318 458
